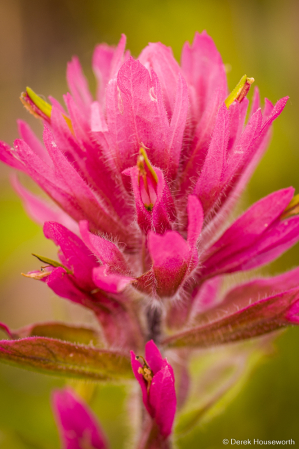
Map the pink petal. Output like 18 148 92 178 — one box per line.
167 73 189 180
12 134 121 238
189 275 223 320
12 175 78 233
149 365 176 438
185 195 204 270
152 169 176 234
226 99 249 156
45 267 142 350
145 340 164 375
93 45 115 104
130 350 152 416
220 266 299 316
194 103 230 213
0 140 27 172
17 120 51 164
114 57 169 172
11 137 81 206
239 215 299 271
49 95 67 113
42 124 128 239
52 388 108 449
79 220 128 273
90 101 108 132
44 222 98 290
130 340 176 433
139 42 181 117
66 56 93 113
93 34 128 104
211 97 288 233
44 267 94 308
187 195 204 248
249 86 260 119
198 108 263 241
63 92 90 142
148 231 190 297
202 188 295 276
181 31 227 122
223 107 263 184
93 265 134 293
50 106 87 175
61 96 133 225
178 87 226 197
263 98 274 121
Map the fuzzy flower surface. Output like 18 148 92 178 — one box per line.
0 31 299 448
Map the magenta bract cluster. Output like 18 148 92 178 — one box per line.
0 31 299 448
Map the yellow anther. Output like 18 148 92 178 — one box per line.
21 87 74 134
281 193 299 220
138 148 158 183
225 75 255 108
136 355 154 393
26 87 52 118
137 148 158 212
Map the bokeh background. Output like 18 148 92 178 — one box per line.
1 0 299 447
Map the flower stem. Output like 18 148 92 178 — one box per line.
136 416 172 449
146 306 162 344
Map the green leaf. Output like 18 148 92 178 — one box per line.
1 321 101 346
162 289 299 349
17 322 101 346
0 337 133 381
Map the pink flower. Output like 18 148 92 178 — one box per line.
0 31 299 447
131 340 176 441
52 388 108 449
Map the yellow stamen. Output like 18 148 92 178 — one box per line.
136 355 154 393
26 87 52 118
225 75 255 108
281 193 299 219
21 87 74 134
139 148 158 183
137 148 158 211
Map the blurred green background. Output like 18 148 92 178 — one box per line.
1 0 299 447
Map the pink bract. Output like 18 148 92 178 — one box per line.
52 388 108 449
131 340 176 440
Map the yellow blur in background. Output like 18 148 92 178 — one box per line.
1 0 299 448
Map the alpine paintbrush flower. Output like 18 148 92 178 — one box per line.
131 340 176 446
0 31 299 448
